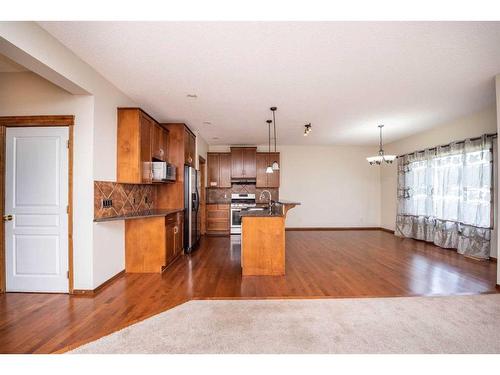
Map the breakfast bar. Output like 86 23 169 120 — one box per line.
240 201 300 276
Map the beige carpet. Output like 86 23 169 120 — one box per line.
70 294 500 354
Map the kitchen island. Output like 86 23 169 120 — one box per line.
240 201 300 276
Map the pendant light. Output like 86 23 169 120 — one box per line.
366 125 396 165
270 107 280 171
266 120 274 174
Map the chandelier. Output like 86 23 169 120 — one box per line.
366 125 396 165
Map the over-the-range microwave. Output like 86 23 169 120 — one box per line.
152 162 176 182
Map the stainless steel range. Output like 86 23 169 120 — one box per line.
230 193 256 234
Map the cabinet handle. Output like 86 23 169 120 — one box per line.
174 226 178 234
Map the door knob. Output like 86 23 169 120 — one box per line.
3 214 13 222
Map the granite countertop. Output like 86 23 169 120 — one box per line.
94 208 184 222
275 200 301 206
240 200 301 218
240 208 283 218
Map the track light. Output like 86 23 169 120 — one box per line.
304 123 312 136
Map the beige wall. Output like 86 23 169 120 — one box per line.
1 22 137 289
209 144 381 228
0 71 97 289
380 105 498 258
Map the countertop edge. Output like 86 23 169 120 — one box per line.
94 208 184 223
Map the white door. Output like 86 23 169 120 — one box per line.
5 127 69 293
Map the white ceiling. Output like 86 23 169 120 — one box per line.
38 22 500 146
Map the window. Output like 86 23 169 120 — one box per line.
396 135 494 259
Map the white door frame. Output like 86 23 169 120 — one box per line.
0 116 74 294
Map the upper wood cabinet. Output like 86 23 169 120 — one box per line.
256 152 280 188
117 108 158 184
184 128 196 167
207 152 231 188
152 123 169 162
219 153 231 187
231 147 257 179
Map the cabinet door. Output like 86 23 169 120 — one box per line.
160 128 169 162
152 123 160 160
219 153 232 187
256 153 268 187
231 148 244 178
189 132 196 166
174 213 184 256
207 153 220 187
165 221 175 264
242 148 256 178
184 129 196 167
140 113 153 183
267 152 280 187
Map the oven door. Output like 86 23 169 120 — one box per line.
230 207 243 234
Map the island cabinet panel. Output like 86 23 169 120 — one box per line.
117 108 157 184
231 147 257 179
256 152 280 188
125 212 183 273
207 152 231 188
206 204 230 235
241 216 285 276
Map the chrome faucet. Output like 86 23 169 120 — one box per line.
259 190 273 211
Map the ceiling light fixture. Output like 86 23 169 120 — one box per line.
366 125 396 165
266 119 274 174
270 107 280 171
304 123 312 136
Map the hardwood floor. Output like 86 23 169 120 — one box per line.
0 230 497 354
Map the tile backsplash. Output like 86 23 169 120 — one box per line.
94 181 155 219
207 184 279 204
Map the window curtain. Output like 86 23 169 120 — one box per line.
395 134 494 259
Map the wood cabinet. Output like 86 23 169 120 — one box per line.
206 204 230 235
125 212 183 273
207 152 231 188
184 128 196 167
152 123 169 162
231 147 256 179
165 212 183 267
117 108 170 184
256 152 280 188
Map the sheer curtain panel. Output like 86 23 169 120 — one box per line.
395 134 494 259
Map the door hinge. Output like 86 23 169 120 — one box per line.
66 271 69 279
66 205 70 214
66 140 70 149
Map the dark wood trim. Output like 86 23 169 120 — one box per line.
72 270 125 296
285 227 383 231
490 257 497 263
0 115 74 127
0 116 75 294
199 155 206 235
0 127 5 293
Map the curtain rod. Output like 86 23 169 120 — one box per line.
397 133 497 158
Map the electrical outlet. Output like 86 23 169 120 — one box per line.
102 199 113 208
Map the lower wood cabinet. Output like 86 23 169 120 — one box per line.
206 204 230 235
125 212 184 273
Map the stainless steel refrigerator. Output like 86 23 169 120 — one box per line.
184 165 201 253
